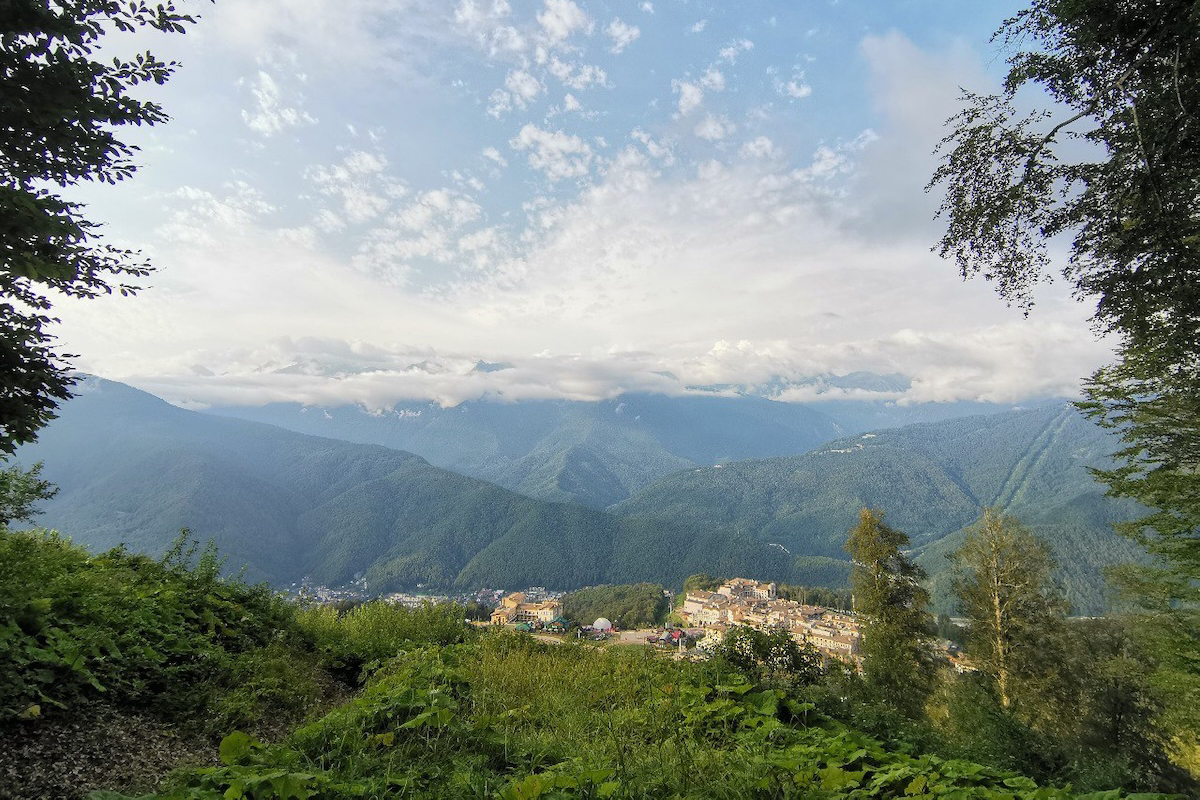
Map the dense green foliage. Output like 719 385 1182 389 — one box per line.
712 625 824 688
147 639 1157 799
0 0 204 454
934 617 1190 794
3 531 1191 797
1082 357 1200 752
930 0 1200 759
297 601 477 683
778 584 854 612
0 461 54 527
0 530 492 796
560 583 669 629
0 530 302 724
845 510 937 717
940 513 1189 788
929 0 1198 340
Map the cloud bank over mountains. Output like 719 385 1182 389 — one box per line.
54 0 1105 410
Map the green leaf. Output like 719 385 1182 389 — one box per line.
743 690 780 716
1002 776 1038 791
597 782 621 797
218 731 259 766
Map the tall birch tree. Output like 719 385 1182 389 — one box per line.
951 509 1065 710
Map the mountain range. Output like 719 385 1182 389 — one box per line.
12 378 797 591
614 404 1148 612
11 378 1147 612
205 382 1043 509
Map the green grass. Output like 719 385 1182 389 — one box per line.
156 635 1171 798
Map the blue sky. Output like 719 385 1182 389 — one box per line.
57 0 1110 409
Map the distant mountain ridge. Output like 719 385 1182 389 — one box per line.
12 379 806 592
204 383 1053 509
12 379 1143 612
204 393 842 509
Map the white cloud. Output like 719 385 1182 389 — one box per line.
158 182 277 246
640 2 654 12
779 78 813 99
482 146 508 168
673 80 704 116
506 69 543 102
486 89 513 117
454 0 527 56
739 136 780 160
52 11 1111 411
510 124 595 181
537 0 593 46
631 129 675 165
350 187 484 285
695 114 735 141
850 31 992 241
699 67 726 91
455 0 512 28
307 149 405 226
690 20 708 34
719 39 754 62
241 70 316 137
65 133 1108 410
547 57 609 90
487 68 544 115
204 1 454 77
605 18 640 53
455 0 510 27
392 188 482 231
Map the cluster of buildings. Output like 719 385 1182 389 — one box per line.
680 578 861 661
285 578 369 606
286 578 538 614
489 590 567 630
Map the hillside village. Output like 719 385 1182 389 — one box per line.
482 577 864 663
680 578 862 661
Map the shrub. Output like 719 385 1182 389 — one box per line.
297 600 478 682
0 529 306 724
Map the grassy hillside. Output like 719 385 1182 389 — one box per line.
615 405 1148 613
3 531 1185 798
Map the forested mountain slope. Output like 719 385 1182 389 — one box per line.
205 392 846 508
13 379 802 591
13 380 1144 609
615 405 1148 612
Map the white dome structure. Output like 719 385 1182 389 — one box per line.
592 617 613 631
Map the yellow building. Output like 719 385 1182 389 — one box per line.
490 592 563 626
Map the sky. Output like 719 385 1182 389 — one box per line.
55 0 1113 410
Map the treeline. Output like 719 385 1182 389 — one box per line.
560 582 669 629
779 583 853 611
840 507 1195 794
